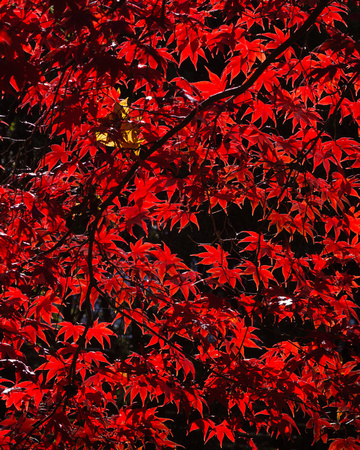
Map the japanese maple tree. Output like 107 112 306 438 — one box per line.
1 0 360 448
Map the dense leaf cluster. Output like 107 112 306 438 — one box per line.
1 0 360 448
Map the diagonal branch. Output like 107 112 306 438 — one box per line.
83 1 332 334
96 0 331 217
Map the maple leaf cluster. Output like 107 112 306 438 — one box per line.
1 0 360 448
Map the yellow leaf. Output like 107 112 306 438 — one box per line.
96 93 143 155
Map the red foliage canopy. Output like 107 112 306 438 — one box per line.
1 0 360 448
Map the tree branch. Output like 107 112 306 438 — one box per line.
96 0 331 217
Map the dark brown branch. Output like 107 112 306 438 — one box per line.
81 2 332 366
96 0 331 217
